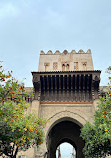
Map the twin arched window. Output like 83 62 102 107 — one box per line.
62 64 69 71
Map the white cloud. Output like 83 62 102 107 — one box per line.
0 3 19 19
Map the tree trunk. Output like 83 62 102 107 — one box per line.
13 146 18 158
8 147 18 158
4 145 18 158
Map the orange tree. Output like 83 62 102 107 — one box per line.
107 66 111 84
81 66 111 158
81 93 111 158
0 65 46 158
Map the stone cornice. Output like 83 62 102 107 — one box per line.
32 70 101 75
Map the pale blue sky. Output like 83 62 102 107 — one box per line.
56 143 74 158
0 0 111 87
0 1 111 157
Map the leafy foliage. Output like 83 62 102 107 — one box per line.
0 65 46 158
81 66 111 158
81 94 111 158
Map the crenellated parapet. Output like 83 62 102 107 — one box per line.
38 49 93 72
40 49 91 55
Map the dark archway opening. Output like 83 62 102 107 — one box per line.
47 120 85 158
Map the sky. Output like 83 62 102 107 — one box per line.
0 0 111 87
56 143 75 158
0 1 111 157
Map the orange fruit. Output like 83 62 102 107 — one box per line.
105 129 108 132
2 100 4 106
103 111 107 114
20 86 23 89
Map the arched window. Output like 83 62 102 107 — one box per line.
66 64 69 71
62 64 65 71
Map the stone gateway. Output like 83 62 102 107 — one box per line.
17 49 101 158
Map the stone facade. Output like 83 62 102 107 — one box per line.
17 50 102 158
38 49 93 72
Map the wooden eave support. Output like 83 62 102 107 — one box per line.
32 71 101 101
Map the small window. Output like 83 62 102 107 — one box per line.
44 63 50 71
18 156 26 158
83 62 87 70
74 62 78 70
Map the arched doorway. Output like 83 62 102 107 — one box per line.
46 119 85 158
56 142 76 158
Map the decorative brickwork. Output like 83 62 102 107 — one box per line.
53 62 58 70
